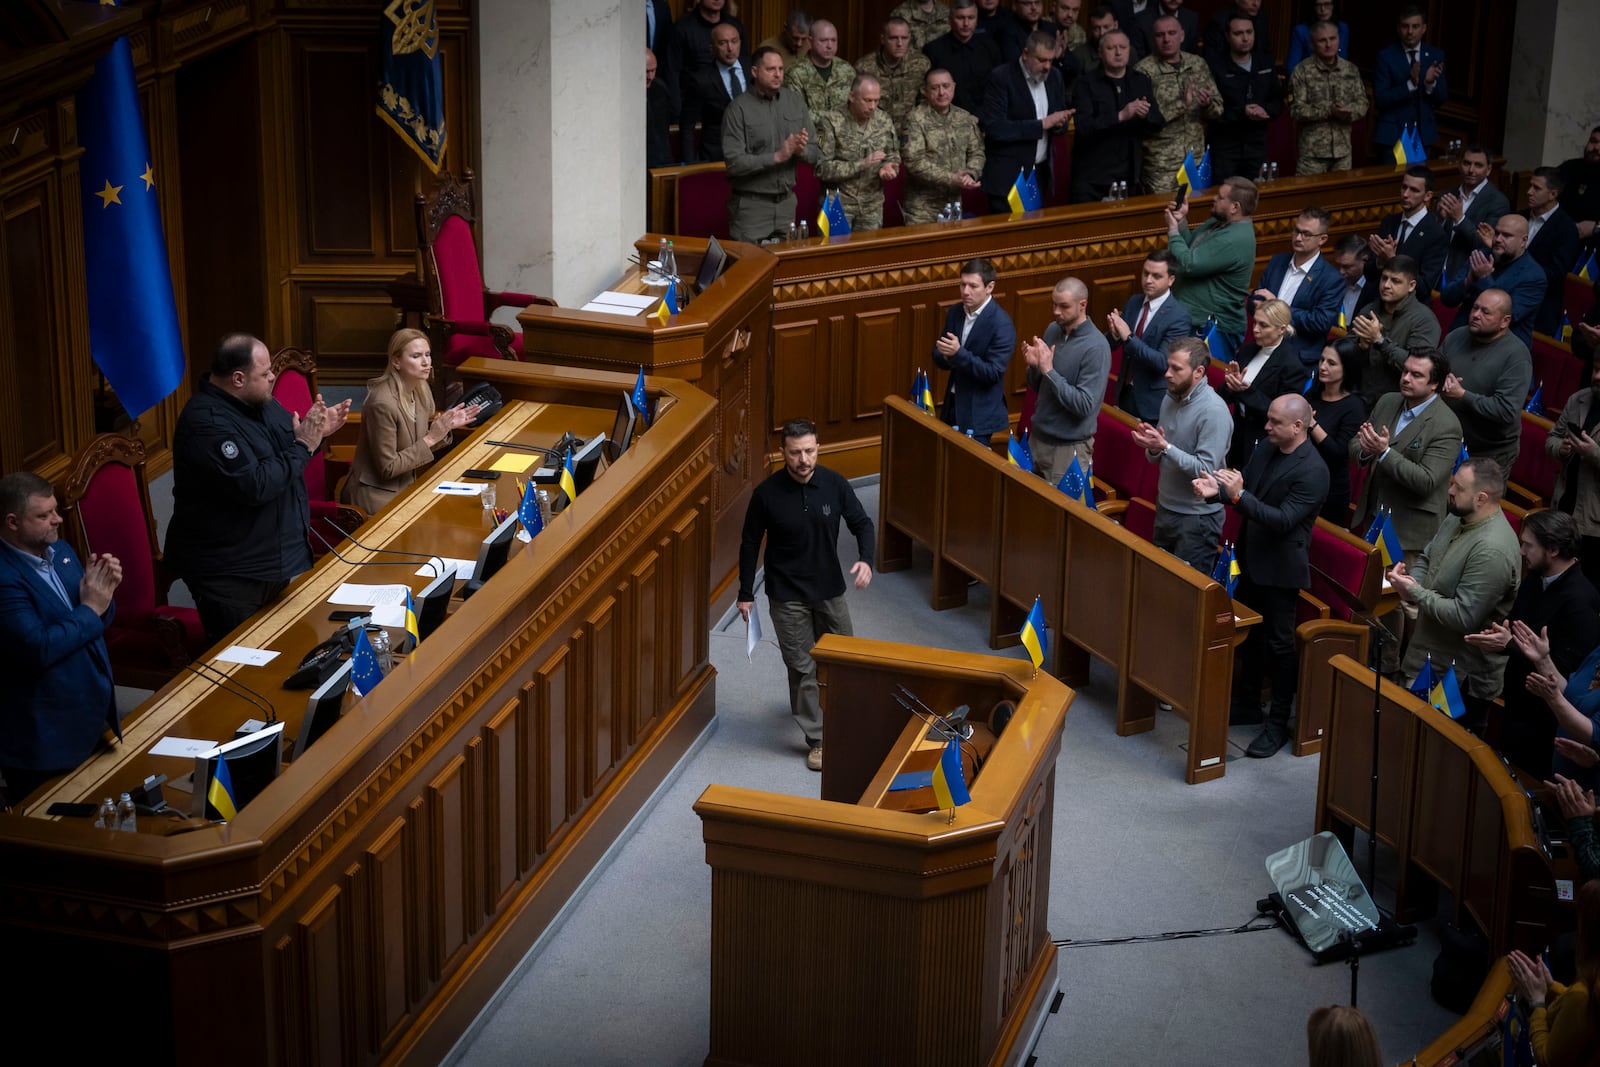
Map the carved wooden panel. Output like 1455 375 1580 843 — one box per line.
405 794 433 988
364 816 414 1054
533 644 574 855
672 507 708 693
772 317 823 430
1 183 66 471
428 754 470 976
631 548 663 742
585 595 620 798
295 39 379 257
483 699 523 911
295 883 353 1067
849 308 904 425
1008 285 1056 403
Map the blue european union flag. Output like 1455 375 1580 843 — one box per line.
1007 431 1033 472
350 626 385 697
1196 146 1212 189
1453 440 1468 474
378 0 447 173
632 366 650 426
518 476 544 540
1525 382 1545 416
76 37 185 419
1302 369 1318 395
1023 168 1043 210
1057 455 1094 509
1409 655 1434 698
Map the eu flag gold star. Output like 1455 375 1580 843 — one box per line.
95 179 123 207
140 163 155 190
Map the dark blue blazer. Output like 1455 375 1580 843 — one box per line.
980 58 1069 197
1526 207 1582 336
0 540 119 773
1254 252 1345 362
1232 438 1328 590
1114 293 1191 423
1366 209 1450 297
933 299 1018 438
1440 251 1548 349
1372 41 1448 148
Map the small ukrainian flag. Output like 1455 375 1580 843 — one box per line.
1364 509 1404 568
207 754 239 821
559 447 578 504
1007 431 1034 472
1430 663 1467 720
930 736 972 808
653 278 678 323
1020 595 1048 669
404 588 420 650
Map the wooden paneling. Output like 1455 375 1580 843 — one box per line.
483 699 523 909
365 817 415 1052
297 39 379 257
585 596 620 797
3 187 65 470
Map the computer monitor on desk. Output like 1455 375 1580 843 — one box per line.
694 234 728 292
459 511 520 599
294 661 352 760
415 564 457 638
192 722 286 820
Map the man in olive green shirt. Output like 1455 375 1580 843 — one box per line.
902 68 985 225
815 75 902 231
785 20 855 122
723 48 821 243
1164 174 1258 340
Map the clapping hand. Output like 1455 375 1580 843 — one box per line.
79 552 123 616
1436 192 1463 224
1367 233 1398 262
1475 221 1496 248
1212 467 1243 499
1546 773 1598 819
1106 308 1131 342
1192 470 1219 499
1464 619 1512 652
1022 336 1052 368
1131 421 1168 452
1554 737 1600 768
1468 249 1494 281
1222 359 1247 393
1355 421 1389 457
1525 668 1563 705
1506 950 1553 1006
1441 373 1466 400
1510 619 1552 663
1350 311 1383 345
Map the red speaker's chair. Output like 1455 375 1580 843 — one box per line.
793 161 822 229
1507 411 1559 509
674 163 734 239
1529 333 1583 416
270 347 365 553
415 169 556 366
58 429 207 689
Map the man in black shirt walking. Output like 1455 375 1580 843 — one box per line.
737 419 874 771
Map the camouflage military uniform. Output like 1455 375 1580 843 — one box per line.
1059 21 1086 53
814 108 903 231
854 50 932 128
1134 53 1223 194
786 58 856 122
890 1 952 50
901 103 985 225
1288 56 1368 175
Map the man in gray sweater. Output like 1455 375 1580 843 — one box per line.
1131 336 1232 572
1021 276 1111 486
1439 288 1533 476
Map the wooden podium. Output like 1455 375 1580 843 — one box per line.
516 236 776 606
695 636 1072 1067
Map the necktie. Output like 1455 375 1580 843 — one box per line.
727 67 739 99
646 1 655 48
1408 48 1418 70
1134 303 1150 337
1397 221 1410 246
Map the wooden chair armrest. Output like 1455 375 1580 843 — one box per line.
1505 480 1545 509
1097 499 1129 521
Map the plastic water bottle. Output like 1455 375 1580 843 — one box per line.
787 222 798 241
370 628 393 673
663 240 678 285
1258 163 1269 182
1269 162 1279 181
116 792 137 832
799 219 809 239
654 236 667 282
94 796 116 829
537 488 553 524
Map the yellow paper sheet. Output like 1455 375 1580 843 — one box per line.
488 453 536 473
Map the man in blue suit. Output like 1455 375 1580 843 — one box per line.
1365 165 1449 298
0 472 122 806
1105 249 1191 421
1250 206 1345 363
934 257 1018 443
1524 167 1583 337
1372 6 1447 152
1440 213 1547 348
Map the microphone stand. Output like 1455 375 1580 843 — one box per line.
184 661 278 725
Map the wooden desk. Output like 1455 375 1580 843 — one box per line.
880 396 1256 783
0 365 718 1067
516 236 776 607
1313 655 1559 959
1410 961 1517 1067
695 635 1072 1067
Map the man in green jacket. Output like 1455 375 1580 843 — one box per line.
1164 174 1258 342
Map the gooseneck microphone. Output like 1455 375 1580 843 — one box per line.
319 526 445 577
309 525 439 576
184 660 278 725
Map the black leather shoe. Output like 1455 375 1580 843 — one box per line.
1245 724 1288 758
1229 698 1264 726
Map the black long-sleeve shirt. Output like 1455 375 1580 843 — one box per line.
738 466 873 604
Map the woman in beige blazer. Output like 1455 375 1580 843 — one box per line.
343 328 478 514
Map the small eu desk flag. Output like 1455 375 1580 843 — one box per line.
1057 455 1094 509
76 37 186 419
1020 595 1047 670
1212 542 1240 598
1409 655 1435 699
351 626 384 697
1007 168 1042 214
207 754 239 822
930 736 972 809
816 191 851 238
518 476 544 540
632 366 650 426
378 0 447 173
1007 431 1034 472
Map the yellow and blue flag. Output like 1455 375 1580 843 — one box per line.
1364 509 1404 568
206 754 239 822
1007 431 1034 472
1176 150 1203 192
1302 368 1318 395
930 736 972 808
1020 595 1048 669
1578 252 1598 283
1196 146 1212 189
1392 125 1426 165
559 447 578 504
1057 455 1095 509
816 190 851 238
653 278 679 323
518 475 544 539
351 626 385 697
1212 541 1240 597
919 369 937 414
377 0 447 172
632 366 650 426
1430 663 1467 720
76 37 186 419
1525 382 1546 416
404 588 421 650
1560 313 1573 345
1337 307 1348 330
1204 319 1235 364
1007 168 1042 214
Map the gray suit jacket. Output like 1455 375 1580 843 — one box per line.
1350 393 1463 554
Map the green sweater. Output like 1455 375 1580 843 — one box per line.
1168 217 1256 337
1399 509 1521 699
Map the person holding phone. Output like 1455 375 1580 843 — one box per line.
343 328 479 515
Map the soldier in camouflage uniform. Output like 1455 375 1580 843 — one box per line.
1054 0 1086 54
855 18 932 128
1289 21 1368 175
1134 15 1221 195
891 0 951 51
815 75 903 231
902 68 985 225
786 20 855 122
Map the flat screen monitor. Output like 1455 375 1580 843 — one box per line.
551 433 608 514
294 660 352 760
192 721 286 820
460 511 520 598
416 564 457 639
694 234 728 292
607 392 638 462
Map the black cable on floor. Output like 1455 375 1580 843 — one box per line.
1054 915 1282 948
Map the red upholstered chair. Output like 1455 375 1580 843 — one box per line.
1345 460 1370 534
960 186 987 219
1120 496 1157 543
58 429 207 689
270 347 365 552
415 169 556 366
1092 406 1161 505
675 163 734 239
793 161 822 229
1430 294 1454 336
1047 132 1073 206
880 167 907 229
1206 357 1227 393
1507 411 1559 509
1105 344 1122 405
1221 505 1242 547
1501 499 1532 535
1265 110 1297 177
1298 519 1382 626
1529 333 1583 416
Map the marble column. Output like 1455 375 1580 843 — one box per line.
1504 0 1600 172
477 0 644 313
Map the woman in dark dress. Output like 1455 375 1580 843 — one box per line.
1220 299 1306 468
1306 336 1367 525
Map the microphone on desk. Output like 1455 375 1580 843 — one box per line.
184 660 278 726
892 690 982 772
898 685 973 742
321 527 447 577
309 525 440 576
